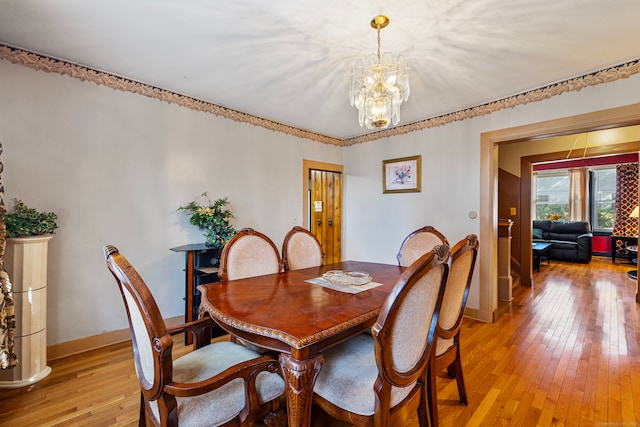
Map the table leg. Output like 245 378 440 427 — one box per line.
279 353 324 427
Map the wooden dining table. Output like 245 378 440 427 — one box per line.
197 260 405 427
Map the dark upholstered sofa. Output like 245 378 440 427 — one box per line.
532 220 592 263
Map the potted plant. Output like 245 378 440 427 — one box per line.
6 199 58 237
0 199 58 388
177 192 236 248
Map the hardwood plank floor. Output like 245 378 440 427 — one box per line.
0 256 638 426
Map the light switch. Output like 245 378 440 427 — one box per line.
314 201 323 212
510 207 517 216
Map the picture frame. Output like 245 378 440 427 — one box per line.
382 155 422 193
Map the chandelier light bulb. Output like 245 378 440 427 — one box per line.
350 15 410 130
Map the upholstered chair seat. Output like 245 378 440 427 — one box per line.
166 341 285 425
434 336 455 357
313 334 415 416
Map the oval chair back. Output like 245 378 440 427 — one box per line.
218 228 283 281
397 225 449 267
281 226 324 271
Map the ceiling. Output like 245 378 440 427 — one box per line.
1 0 639 141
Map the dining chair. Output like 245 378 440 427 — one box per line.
281 226 324 271
218 228 283 281
104 245 286 427
427 234 479 427
312 244 451 427
218 228 283 353
396 225 449 267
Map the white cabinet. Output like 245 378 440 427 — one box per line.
0 235 53 388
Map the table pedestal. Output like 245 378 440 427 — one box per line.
279 353 323 427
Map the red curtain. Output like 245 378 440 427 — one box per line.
612 163 639 242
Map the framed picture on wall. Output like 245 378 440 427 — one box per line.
382 155 421 193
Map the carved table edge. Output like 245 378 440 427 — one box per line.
198 299 379 350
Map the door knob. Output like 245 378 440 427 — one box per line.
328 219 333 226
317 219 322 226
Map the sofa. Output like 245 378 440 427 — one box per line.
532 220 592 263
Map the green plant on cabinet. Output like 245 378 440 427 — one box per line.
177 192 236 248
6 199 58 237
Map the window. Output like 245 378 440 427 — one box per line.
590 167 616 231
534 166 618 229
535 171 569 220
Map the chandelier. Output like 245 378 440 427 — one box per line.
350 15 410 129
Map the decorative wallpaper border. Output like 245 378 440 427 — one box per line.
0 43 343 147
1 43 638 147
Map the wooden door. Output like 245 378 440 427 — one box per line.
310 169 342 264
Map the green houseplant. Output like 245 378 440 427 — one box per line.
177 192 236 248
5 199 58 237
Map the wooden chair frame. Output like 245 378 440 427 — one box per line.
427 234 479 427
313 244 451 427
104 245 285 427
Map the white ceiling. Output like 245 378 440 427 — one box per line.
1 0 639 140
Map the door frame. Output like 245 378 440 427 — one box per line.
520 141 640 287
481 103 640 322
302 159 344 244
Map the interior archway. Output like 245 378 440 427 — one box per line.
480 103 640 322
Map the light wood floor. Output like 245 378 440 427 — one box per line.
1 256 639 426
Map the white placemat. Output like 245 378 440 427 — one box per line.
305 277 383 294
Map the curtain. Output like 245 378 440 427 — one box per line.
569 167 589 222
0 142 18 370
531 172 538 219
612 163 639 255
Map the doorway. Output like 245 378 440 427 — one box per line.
302 160 344 264
519 141 640 286
481 103 640 322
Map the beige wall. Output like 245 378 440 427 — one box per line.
0 60 342 345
